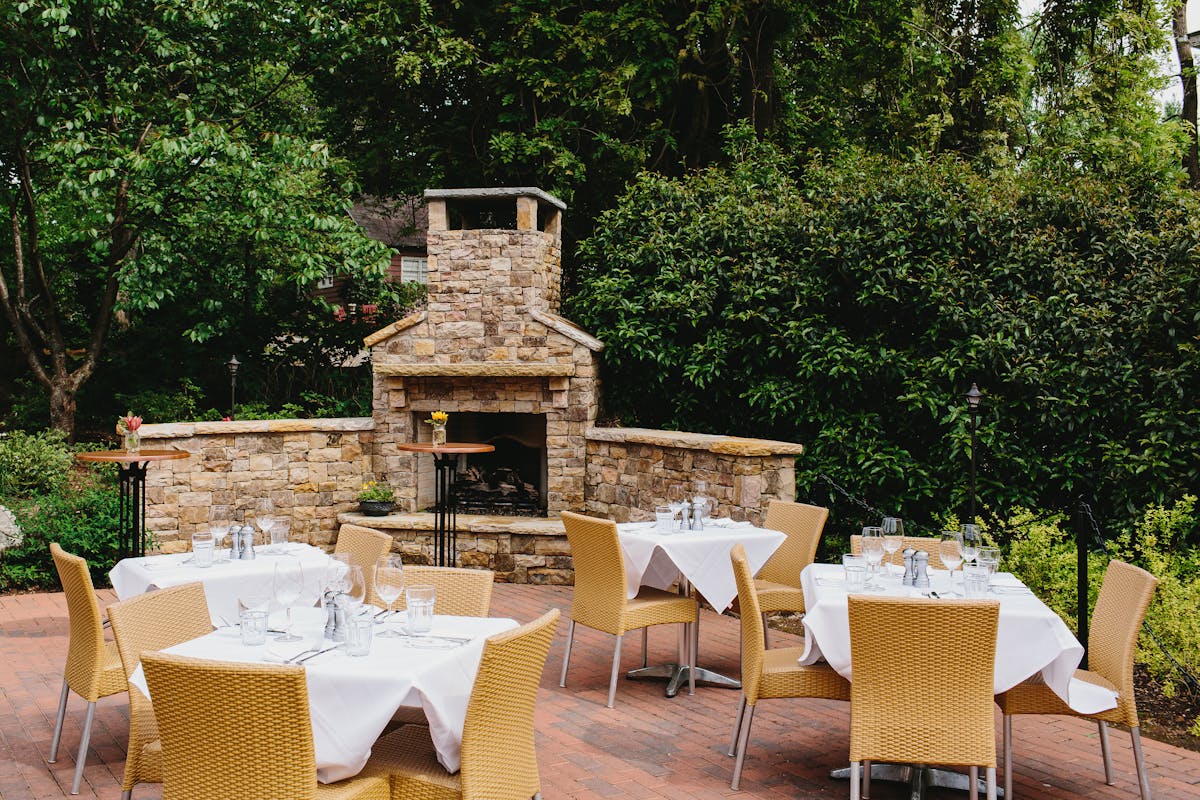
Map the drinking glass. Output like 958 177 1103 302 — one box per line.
269 520 290 553
842 554 867 592
374 556 406 638
191 531 214 568
654 505 675 532
860 527 885 590
961 524 982 566
323 553 351 600
405 585 436 634
273 562 304 642
939 531 964 592
239 610 268 646
346 618 373 657
342 565 367 614
881 517 904 575
211 522 232 565
963 564 990 598
978 546 1000 585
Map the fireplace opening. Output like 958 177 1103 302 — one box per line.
433 412 548 516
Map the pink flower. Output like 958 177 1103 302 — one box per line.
123 414 142 431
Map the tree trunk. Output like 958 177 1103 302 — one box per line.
48 381 78 442
1173 4 1200 188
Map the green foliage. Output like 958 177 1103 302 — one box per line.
571 132 1200 532
115 379 205 426
0 475 121 592
0 430 75 497
357 480 395 502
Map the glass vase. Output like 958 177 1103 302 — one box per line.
123 429 141 454
432 422 447 446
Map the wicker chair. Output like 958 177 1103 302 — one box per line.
370 609 560 800
752 501 828 645
728 543 849 790
848 595 1000 800
47 543 128 795
998 559 1157 800
335 524 394 607
558 511 697 708
397 566 495 617
850 534 950 570
141 651 389 800
107 582 214 800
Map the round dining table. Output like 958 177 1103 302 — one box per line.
395 442 495 567
76 449 189 560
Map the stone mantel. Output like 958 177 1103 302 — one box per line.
372 361 577 378
585 426 804 457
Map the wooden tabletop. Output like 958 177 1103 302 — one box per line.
75 449 189 464
395 442 496 455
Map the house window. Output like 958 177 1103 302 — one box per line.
400 257 428 284
316 273 335 290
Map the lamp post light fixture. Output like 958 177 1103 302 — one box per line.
226 355 241 420
965 382 983 523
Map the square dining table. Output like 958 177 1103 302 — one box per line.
126 606 518 783
616 518 786 697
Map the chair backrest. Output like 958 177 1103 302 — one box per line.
848 595 999 768
108 582 213 679
460 609 560 800
50 543 108 699
398 565 495 616
1088 559 1158 726
142 651 319 800
730 544 768 704
561 511 630 633
757 501 828 588
334 524 394 606
850 534 948 570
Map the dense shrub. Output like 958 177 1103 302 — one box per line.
570 131 1200 534
0 430 75 497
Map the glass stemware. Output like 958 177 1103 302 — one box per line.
961 523 982 566
881 517 904 575
939 531 964 592
210 522 232 565
860 527 885 590
273 562 304 642
374 556 406 638
342 565 367 614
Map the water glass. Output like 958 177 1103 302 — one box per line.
239 609 268 646
842 554 866 591
346 618 373 656
654 505 675 532
191 531 214 568
978 546 1001 580
963 564 990 598
405 585 436 634
270 525 290 552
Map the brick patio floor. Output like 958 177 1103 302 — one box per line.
2 583 1199 799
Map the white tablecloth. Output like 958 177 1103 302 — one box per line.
109 544 335 625
127 607 518 782
798 563 1118 714
617 519 786 611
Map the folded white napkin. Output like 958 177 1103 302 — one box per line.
703 517 744 528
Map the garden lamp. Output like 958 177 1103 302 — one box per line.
965 383 982 522
226 355 240 420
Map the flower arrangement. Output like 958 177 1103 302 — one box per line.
425 410 449 445
117 412 143 453
357 481 395 502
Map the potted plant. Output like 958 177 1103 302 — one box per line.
357 481 395 516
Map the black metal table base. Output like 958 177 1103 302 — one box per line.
117 461 150 559
626 663 741 698
831 764 1002 799
432 453 458 567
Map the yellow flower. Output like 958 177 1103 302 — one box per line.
426 410 449 425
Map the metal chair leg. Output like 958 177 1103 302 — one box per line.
761 612 771 648
70 701 96 794
558 620 575 687
728 693 747 757
120 791 132 800
607 634 623 708
862 758 871 799
641 628 648 668
986 766 997 800
968 765 978 800
48 680 70 763
688 617 697 696
1003 714 1013 799
1130 727 1152 800
730 704 755 790
1098 720 1114 784
850 760 861 800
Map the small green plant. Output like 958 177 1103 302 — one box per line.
0 429 75 497
116 378 204 424
357 481 395 502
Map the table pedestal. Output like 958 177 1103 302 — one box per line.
117 461 150 559
831 764 1002 799
432 453 458 567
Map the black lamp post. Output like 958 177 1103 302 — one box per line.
226 355 240 420
965 382 983 522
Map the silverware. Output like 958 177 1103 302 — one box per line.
283 645 321 663
295 643 343 663
396 633 473 644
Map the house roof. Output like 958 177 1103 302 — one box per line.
349 195 428 250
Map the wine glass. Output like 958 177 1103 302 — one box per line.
210 522 232 565
881 517 904 575
860 527 885 590
323 554 351 603
961 524 982 566
273 562 304 642
939 531 964 592
374 556 406 638
342 565 367 615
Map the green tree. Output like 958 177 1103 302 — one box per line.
0 0 392 437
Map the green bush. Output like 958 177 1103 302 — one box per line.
0 430 75 497
115 378 205 424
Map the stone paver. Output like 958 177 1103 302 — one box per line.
1 584 1197 799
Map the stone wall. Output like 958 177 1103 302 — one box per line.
137 418 374 549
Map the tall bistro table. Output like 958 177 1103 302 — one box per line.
75 449 189 560
395 442 495 567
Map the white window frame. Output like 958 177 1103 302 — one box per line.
400 256 428 284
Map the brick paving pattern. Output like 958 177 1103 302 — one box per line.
2 584 1198 799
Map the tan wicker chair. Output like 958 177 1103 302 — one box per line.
850 534 949 570
848 595 1000 800
998 559 1157 800
47 543 128 795
753 501 828 645
728 543 849 790
335 524 394 607
396 566 495 617
558 511 697 708
141 651 389 800
370 609 561 800
107 582 214 800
